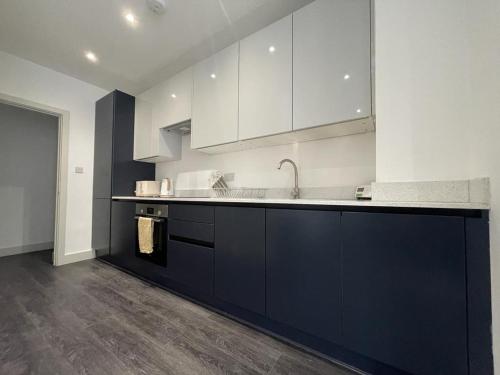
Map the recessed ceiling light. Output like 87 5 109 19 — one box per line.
171 93 177 98
344 74 350 80
85 51 98 63
268 45 276 53
356 108 362 113
210 73 216 79
124 12 138 25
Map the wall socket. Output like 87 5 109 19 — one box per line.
75 166 84 174
223 172 235 182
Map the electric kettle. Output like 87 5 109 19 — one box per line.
160 178 174 197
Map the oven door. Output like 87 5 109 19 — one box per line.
134 216 168 266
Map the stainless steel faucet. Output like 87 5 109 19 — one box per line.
277 159 300 199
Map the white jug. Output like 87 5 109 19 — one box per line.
160 178 174 197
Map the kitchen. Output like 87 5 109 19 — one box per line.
0 0 498 374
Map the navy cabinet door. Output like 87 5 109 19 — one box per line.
215 207 265 315
92 198 111 257
167 240 214 296
266 209 342 343
93 93 114 199
342 212 467 375
110 201 136 263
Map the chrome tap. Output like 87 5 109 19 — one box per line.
277 159 300 199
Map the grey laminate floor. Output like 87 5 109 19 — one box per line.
0 251 356 375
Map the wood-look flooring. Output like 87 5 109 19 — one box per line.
0 251 356 375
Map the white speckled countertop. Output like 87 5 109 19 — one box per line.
112 196 489 210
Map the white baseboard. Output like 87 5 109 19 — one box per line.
58 249 95 266
0 243 95 265
0 242 53 258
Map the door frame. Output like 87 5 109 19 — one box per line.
0 92 69 266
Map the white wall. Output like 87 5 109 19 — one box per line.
375 0 500 372
466 0 500 372
375 0 471 181
156 132 376 189
0 103 58 256
0 51 107 261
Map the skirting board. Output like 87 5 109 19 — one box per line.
59 249 95 266
0 242 53 258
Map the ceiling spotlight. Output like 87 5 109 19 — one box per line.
356 108 362 113
210 73 216 79
85 51 98 63
124 12 137 25
171 93 177 98
268 45 276 53
344 74 350 80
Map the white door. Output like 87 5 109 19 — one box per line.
191 43 239 149
157 67 193 128
293 0 371 130
133 97 155 160
239 15 292 140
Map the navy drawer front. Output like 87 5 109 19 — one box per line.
168 219 214 245
167 240 214 295
169 204 214 224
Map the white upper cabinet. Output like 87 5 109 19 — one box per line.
293 0 371 131
239 15 292 140
191 43 239 149
153 67 192 128
134 97 154 161
134 96 181 163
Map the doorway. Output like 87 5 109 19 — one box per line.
0 93 69 266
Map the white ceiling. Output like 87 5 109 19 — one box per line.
0 0 313 94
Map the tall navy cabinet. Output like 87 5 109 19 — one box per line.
92 90 154 257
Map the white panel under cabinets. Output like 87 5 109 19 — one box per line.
293 0 372 130
153 67 192 128
239 15 292 140
191 43 239 149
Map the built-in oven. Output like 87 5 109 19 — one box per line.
134 203 168 266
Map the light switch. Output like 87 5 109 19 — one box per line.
75 166 84 174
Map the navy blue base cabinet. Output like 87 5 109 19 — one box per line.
342 212 468 375
266 209 342 344
214 207 266 315
105 201 492 375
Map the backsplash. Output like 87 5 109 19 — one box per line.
156 132 375 190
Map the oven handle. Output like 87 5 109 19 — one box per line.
134 216 165 223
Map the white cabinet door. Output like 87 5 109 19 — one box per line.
134 97 155 160
239 15 292 140
134 96 181 162
293 0 371 130
191 43 239 149
155 67 192 128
